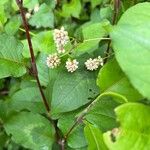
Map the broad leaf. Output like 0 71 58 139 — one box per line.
51 70 99 115
85 94 120 132
110 3 150 99
10 87 45 113
84 122 107 150
5 16 21 35
97 59 142 101
104 103 150 150
4 112 55 150
0 34 26 79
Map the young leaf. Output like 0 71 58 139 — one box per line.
0 34 26 79
110 3 150 99
104 103 150 150
4 112 55 150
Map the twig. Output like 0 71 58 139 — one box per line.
104 0 120 64
16 0 50 113
64 95 101 141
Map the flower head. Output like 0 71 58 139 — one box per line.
85 56 103 71
65 59 79 73
46 53 61 69
53 27 69 53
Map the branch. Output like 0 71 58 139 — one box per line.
64 95 101 141
104 0 120 64
16 0 50 113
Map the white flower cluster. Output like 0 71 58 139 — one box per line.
85 56 103 71
46 27 104 73
53 27 69 54
46 53 61 69
46 55 103 73
65 59 79 73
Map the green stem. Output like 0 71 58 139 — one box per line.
19 28 36 36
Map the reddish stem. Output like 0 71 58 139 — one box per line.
16 0 50 113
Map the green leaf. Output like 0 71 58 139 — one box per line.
85 94 120 132
103 103 150 150
110 3 150 99
0 5 7 25
0 132 8 149
0 34 26 79
36 53 49 86
97 59 142 101
24 0 39 9
10 87 45 113
58 110 87 149
61 0 81 18
91 0 102 8
75 22 107 56
84 122 107 150
4 112 55 150
51 70 99 115
33 31 56 54
29 4 54 28
22 31 56 58
5 16 21 35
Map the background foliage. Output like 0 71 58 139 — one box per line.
0 0 150 150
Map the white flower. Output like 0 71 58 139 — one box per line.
65 59 79 73
53 26 69 53
25 12 31 19
34 4 40 13
46 53 61 69
85 56 103 71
